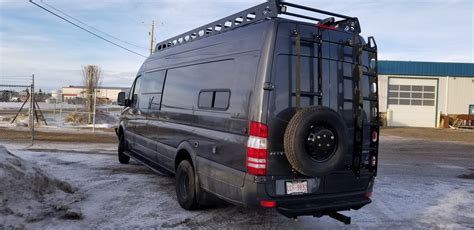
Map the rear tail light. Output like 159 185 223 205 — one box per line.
246 121 268 176
371 131 378 142
259 200 276 208
249 121 268 138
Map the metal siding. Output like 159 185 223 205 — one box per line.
379 61 474 77
383 75 474 116
378 75 388 112
446 77 474 114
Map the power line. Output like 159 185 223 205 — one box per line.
40 0 149 51
29 0 147 58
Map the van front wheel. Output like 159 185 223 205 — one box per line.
118 134 130 164
176 160 199 210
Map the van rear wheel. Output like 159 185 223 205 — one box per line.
284 106 348 176
176 160 199 210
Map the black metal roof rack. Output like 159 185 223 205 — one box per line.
155 0 360 53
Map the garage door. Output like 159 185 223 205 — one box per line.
387 78 437 127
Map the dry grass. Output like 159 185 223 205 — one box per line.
381 127 474 144
0 128 117 143
64 112 88 124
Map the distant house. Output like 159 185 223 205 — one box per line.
61 86 129 103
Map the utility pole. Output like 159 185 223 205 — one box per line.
149 20 155 56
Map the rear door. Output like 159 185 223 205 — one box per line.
266 21 378 181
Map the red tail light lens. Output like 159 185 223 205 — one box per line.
246 147 266 175
371 131 378 142
247 121 268 176
249 121 268 138
259 200 276 208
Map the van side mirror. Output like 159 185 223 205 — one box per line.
117 92 127 106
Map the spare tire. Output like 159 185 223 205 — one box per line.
284 106 348 177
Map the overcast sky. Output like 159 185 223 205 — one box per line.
0 0 473 91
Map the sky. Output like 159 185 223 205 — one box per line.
0 0 473 91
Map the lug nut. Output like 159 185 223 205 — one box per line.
317 136 321 139
330 136 334 140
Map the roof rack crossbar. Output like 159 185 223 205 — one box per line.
280 1 354 20
154 0 358 53
282 12 322 22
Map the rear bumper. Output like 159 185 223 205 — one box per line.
275 193 371 218
240 173 373 218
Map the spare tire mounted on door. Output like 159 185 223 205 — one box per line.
284 106 348 177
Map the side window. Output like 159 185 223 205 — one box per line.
130 76 142 107
138 70 166 110
198 91 213 108
198 89 230 110
214 91 230 109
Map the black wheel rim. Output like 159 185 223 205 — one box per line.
179 172 189 200
306 125 338 162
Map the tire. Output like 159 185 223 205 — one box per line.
176 160 199 210
284 106 348 177
118 134 130 164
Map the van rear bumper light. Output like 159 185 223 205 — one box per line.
260 200 276 208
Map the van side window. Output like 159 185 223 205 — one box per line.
198 89 230 110
130 76 142 107
138 70 166 110
198 91 213 108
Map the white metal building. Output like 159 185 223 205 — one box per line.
61 86 128 102
378 61 474 128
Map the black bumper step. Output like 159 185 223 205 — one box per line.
276 196 371 219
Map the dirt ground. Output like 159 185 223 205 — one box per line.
0 127 117 143
381 127 474 144
1 127 473 145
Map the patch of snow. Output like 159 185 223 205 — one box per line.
0 145 79 227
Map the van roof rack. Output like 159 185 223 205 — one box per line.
155 0 360 53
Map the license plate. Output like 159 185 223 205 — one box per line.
285 180 308 195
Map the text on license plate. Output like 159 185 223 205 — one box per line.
285 180 308 195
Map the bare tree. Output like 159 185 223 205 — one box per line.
82 65 101 124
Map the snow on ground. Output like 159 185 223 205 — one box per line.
0 145 80 228
0 135 473 229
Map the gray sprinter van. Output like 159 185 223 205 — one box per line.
116 0 379 224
